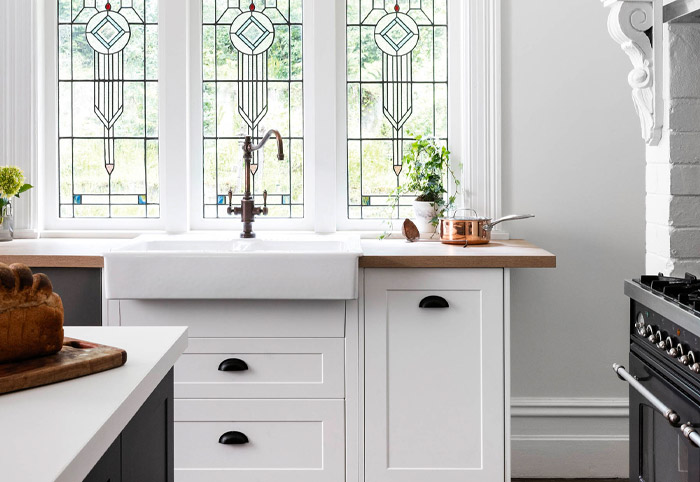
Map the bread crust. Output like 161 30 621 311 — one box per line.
0 264 64 364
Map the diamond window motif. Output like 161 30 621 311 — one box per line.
236 17 271 51
91 17 126 49
380 18 415 52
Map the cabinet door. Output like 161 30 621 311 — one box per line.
364 269 504 482
121 369 174 482
83 438 121 482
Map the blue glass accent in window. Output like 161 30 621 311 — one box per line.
282 195 291 205
74 194 82 205
138 195 147 205
217 195 226 205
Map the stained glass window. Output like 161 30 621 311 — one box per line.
202 0 304 219
346 0 447 219
58 0 159 218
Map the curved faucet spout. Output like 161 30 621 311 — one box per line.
248 129 285 160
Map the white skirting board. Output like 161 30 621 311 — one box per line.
510 397 629 479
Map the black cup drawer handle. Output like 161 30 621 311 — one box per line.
419 295 449 309
219 431 249 445
218 358 249 372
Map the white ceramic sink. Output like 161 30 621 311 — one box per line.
104 234 363 300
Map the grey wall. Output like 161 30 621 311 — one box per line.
502 1 644 476
503 0 645 400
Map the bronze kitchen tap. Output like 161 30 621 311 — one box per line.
227 130 285 238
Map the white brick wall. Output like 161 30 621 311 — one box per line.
647 24 700 276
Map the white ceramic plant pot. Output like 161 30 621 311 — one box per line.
412 200 438 234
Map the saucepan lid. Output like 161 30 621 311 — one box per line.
439 209 490 221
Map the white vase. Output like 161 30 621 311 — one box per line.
412 200 438 235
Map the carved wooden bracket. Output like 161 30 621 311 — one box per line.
603 0 663 145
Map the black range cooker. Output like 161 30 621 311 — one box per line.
620 274 700 481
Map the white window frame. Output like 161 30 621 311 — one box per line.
30 0 501 234
38 0 173 232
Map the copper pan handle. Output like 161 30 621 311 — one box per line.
483 214 535 231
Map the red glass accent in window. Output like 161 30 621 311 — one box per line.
106 2 111 10
250 3 255 10
394 4 399 11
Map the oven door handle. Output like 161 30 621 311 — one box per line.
680 423 700 448
613 363 681 426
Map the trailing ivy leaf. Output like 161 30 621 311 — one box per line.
385 133 461 221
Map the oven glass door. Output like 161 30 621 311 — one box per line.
630 350 700 482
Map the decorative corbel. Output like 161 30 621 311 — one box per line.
603 0 663 145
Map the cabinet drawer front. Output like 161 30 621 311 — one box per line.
118 299 345 338
364 269 505 482
174 399 344 482
174 338 344 399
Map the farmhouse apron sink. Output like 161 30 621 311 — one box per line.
104 234 362 300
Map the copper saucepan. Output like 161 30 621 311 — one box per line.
439 209 535 246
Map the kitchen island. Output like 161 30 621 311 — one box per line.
0 326 188 482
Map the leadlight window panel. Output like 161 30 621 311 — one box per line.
346 0 448 219
202 0 304 219
58 0 159 218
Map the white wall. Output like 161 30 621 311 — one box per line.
501 0 645 477
0 0 37 235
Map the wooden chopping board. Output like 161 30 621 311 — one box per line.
0 338 127 395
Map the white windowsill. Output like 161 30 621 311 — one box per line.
16 228 510 241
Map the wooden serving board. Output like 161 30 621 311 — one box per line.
0 338 127 395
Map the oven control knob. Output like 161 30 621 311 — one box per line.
669 343 683 358
692 363 700 374
635 313 646 336
648 327 660 343
657 333 669 350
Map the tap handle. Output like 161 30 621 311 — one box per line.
226 188 233 215
262 190 268 215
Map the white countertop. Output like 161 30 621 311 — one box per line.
0 326 188 482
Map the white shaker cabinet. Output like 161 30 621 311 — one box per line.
364 268 506 482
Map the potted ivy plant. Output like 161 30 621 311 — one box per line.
391 135 459 235
0 166 33 242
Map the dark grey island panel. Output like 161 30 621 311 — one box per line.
84 369 174 482
34 267 102 326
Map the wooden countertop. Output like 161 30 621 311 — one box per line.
0 237 555 269
359 239 556 268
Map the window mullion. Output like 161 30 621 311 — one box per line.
160 0 189 233
307 0 338 233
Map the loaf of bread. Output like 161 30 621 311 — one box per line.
0 263 64 364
